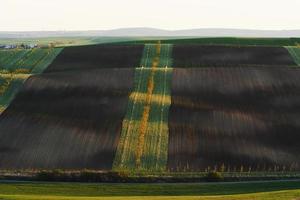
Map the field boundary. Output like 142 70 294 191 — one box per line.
1 170 300 183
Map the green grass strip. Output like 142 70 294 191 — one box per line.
0 181 300 198
0 48 63 73
31 48 63 73
113 44 173 172
159 44 173 67
0 78 25 109
286 46 300 66
113 44 155 170
1 191 300 200
139 44 157 68
3 50 28 70
140 44 173 171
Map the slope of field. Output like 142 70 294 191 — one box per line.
45 45 144 72
172 45 296 67
0 44 145 169
1 41 300 174
286 47 300 65
168 67 300 171
113 43 173 171
0 68 135 169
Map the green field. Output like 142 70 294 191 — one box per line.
0 78 26 109
0 48 62 72
0 181 300 199
113 43 173 171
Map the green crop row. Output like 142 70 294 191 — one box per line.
159 43 173 67
139 44 157 67
0 50 28 70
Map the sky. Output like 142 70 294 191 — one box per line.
1 0 300 31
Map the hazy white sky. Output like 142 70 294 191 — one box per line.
1 0 300 31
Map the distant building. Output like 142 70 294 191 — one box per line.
4 45 17 49
28 44 38 48
20 44 38 49
0 44 38 50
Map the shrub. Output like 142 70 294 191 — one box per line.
205 171 224 182
35 170 130 182
36 169 66 181
14 69 30 74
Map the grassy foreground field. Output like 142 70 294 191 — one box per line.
0 181 300 199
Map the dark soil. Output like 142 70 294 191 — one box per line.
172 45 296 67
0 68 135 169
45 44 144 72
168 67 300 171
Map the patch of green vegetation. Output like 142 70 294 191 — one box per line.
0 78 25 108
286 46 300 65
0 48 62 73
31 48 63 73
0 50 27 70
113 43 173 172
0 190 300 200
0 181 300 199
152 69 172 95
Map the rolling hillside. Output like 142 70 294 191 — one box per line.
0 39 299 174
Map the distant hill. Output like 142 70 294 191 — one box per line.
1 28 300 38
